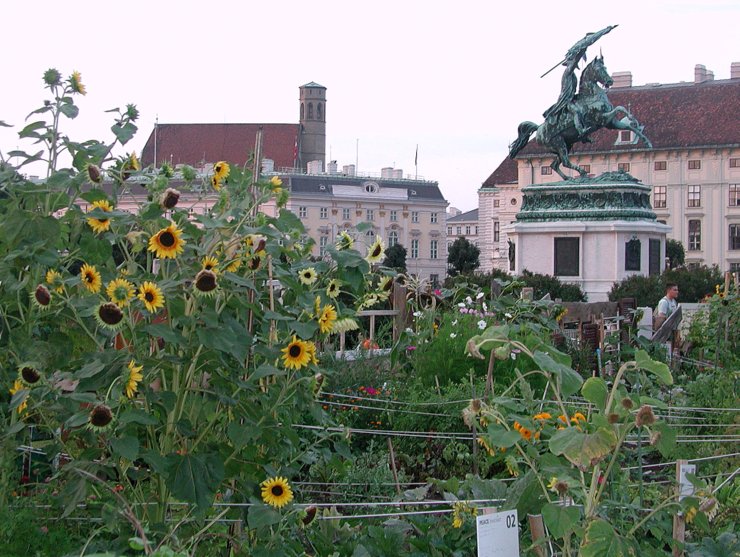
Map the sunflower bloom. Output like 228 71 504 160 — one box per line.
148 223 185 259
79 264 102 293
305 341 319 365
298 267 318 286
211 175 222 191
202 256 220 274
270 176 282 192
88 404 113 431
86 199 114 234
533 412 552 421
138 281 165 313
513 421 533 441
261 477 293 509
69 70 86 95
213 161 230 182
365 236 385 264
9 379 28 414
106 278 135 307
127 152 140 172
18 366 42 388
336 231 354 250
96 302 124 330
33 284 51 310
281 336 311 370
326 279 341 299
194 269 218 296
45 269 65 293
125 360 143 398
318 304 337 334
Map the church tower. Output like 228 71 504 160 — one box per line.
298 82 326 172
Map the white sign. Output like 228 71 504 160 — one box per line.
678 463 697 501
476 508 520 557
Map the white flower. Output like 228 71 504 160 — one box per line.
405 327 415 335
505 312 512 319
477 320 487 330
450 333 457 339
458 302 466 308
413 311 422 317
482 303 488 312
465 296 473 305
451 320 458 326
476 292 484 300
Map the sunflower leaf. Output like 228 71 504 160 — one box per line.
247 505 282 529
110 436 139 461
165 452 224 510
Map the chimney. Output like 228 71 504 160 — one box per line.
307 160 323 174
695 64 708 84
342 164 355 176
611 71 632 88
392 169 403 180
381 167 394 179
731 62 740 79
327 160 338 174
706 70 715 81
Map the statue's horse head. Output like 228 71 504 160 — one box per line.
580 55 613 94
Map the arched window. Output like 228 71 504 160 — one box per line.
300 103 304 120
308 103 313 119
388 230 398 247
317 103 323 121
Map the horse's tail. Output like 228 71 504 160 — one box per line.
508 121 539 159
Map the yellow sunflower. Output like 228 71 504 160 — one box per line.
106 278 135 307
69 70 86 95
305 340 319 365
128 151 140 172
318 304 337 334
148 223 185 259
224 256 242 273
201 256 220 274
45 269 65 293
124 360 143 399
326 279 341 299
138 281 165 313
9 379 28 415
366 236 385 264
298 267 318 286
281 336 311 370
211 175 222 191
86 199 114 234
335 231 354 250
270 176 283 193
213 161 230 182
79 263 102 293
261 476 294 509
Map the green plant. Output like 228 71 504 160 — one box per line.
447 237 480 276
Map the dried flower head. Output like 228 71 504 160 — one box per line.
194 269 218 296
33 284 51 309
160 188 180 209
88 404 113 430
96 302 124 330
621 397 634 410
608 413 620 424
86 164 102 184
302 505 317 526
635 405 656 427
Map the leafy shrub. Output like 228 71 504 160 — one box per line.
609 265 724 306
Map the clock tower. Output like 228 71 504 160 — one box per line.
298 82 326 172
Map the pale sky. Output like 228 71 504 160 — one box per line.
1 0 738 212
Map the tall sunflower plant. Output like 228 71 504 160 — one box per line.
0 69 397 554
462 323 712 555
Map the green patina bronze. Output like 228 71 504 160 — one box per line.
509 26 653 180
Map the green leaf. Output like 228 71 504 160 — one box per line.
75 359 106 379
165 453 224 509
542 502 580 539
250 363 286 382
80 189 110 203
60 102 79 119
227 421 259 448
532 350 583 397
247 504 283 529
18 120 47 139
120 409 158 426
111 122 137 145
549 428 617 471
110 436 139 461
635 350 672 385
484 425 523 448
292 319 318 339
580 518 638 557
650 422 676 458
582 377 609 412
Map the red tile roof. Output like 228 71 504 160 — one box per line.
514 78 740 157
482 157 518 188
140 123 300 168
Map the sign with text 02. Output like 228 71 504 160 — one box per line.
476 508 519 556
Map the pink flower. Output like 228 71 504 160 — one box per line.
406 345 417 352
434 289 442 296
365 387 379 395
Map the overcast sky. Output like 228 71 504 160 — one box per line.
1 0 738 211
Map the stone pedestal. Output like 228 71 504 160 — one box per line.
503 172 671 302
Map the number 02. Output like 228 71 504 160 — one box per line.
506 513 516 528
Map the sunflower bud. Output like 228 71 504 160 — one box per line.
160 188 180 209
621 397 634 410
635 405 656 427
86 164 102 184
554 480 569 496
607 412 620 424
302 505 317 526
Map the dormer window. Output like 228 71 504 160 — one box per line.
364 182 379 194
616 130 635 144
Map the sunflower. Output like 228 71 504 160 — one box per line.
244 235 266 258
281 336 311 370
211 175 222 191
298 267 318 286
378 275 394 294
138 281 165 313
326 279 341 299
224 256 242 273
305 341 319 365
86 163 102 184
533 412 552 421
33 284 51 310
513 421 533 442
79 263 102 293
88 404 113 431
261 476 294 509
148 223 185 259
106 278 135 307
69 70 86 95
318 304 337 334
18 365 42 388
9 379 28 415
213 161 230 182
160 188 180 209
335 231 354 250
194 269 218 296
124 360 143 399
366 236 385 264
86 199 114 234
127 152 140 172
96 302 124 330
201 256 220 273
270 176 283 193
332 317 359 334
45 269 65 293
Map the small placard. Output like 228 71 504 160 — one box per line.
678 463 697 501
477 508 520 557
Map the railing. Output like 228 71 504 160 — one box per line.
269 167 433 184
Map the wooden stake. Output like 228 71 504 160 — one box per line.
471 371 479 477
387 438 402 497
528 514 547 557
672 459 687 557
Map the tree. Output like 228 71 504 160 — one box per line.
447 237 480 276
666 239 685 269
383 243 407 272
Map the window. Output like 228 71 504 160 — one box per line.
731 262 740 273
554 238 580 276
465 225 471 235
319 236 328 256
430 240 438 259
730 224 740 250
618 130 633 143
447 226 452 235
456 226 461 235
430 212 438 224
317 103 323 121
388 230 398 247
364 182 378 193
366 209 374 221
430 274 439 288
320 207 328 219
411 211 419 223
688 160 701 170
730 158 740 168
618 162 630 172
447 241 452 250
541 166 552 175
653 185 667 208
493 222 500 242
493 200 500 208
299 206 307 218
390 210 398 222
307 103 313 119
581 164 591 174
410 239 419 259
688 185 701 208
649 239 661 276
342 208 351 220
730 184 740 207
475 226 479 235
625 238 641 271
654 161 667 171
688 220 701 251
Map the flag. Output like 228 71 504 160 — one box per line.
293 135 298 167
414 144 418 167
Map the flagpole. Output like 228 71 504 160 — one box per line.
415 144 418 179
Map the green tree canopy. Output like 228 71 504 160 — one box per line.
666 239 685 269
383 243 407 272
447 237 480 276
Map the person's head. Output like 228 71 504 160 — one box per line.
665 283 679 300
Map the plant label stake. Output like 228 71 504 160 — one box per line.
476 508 520 556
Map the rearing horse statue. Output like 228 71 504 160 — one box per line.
509 55 653 180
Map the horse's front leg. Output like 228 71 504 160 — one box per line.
605 108 653 149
